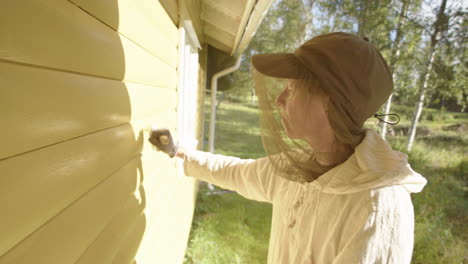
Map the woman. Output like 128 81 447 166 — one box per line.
149 32 427 264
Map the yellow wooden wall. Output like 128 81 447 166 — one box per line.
0 0 200 263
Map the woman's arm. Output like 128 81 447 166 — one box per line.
178 149 288 204
149 128 287 203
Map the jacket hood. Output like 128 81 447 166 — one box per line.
308 129 427 194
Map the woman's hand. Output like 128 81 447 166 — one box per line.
148 128 178 158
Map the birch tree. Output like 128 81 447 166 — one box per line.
381 0 410 139
407 0 448 151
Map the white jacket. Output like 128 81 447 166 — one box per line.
181 129 427 264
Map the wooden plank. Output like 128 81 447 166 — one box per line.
0 61 177 160
196 44 208 150
0 124 140 256
0 0 177 86
204 22 236 48
231 0 255 56
69 114 196 264
112 214 147 264
235 0 274 55
0 157 142 263
202 0 243 54
130 120 199 264
0 114 183 260
70 0 178 68
0 112 180 257
180 0 204 44
123 117 199 264
203 0 245 17
201 1 240 33
121 35 178 87
159 0 179 26
135 166 198 264
126 83 177 123
204 35 233 54
128 171 198 264
75 194 145 264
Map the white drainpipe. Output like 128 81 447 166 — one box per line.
208 56 242 153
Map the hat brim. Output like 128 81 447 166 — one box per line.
251 53 310 79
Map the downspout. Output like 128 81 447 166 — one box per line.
208 55 242 153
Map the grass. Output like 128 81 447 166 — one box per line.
207 101 265 159
184 190 272 264
184 98 467 264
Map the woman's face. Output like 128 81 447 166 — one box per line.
275 79 334 151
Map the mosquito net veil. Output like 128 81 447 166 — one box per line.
252 68 366 183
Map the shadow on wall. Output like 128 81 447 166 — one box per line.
0 0 146 262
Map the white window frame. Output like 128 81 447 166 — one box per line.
176 22 200 178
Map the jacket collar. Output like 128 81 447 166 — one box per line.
306 129 427 194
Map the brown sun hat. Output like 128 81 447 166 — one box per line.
252 32 393 148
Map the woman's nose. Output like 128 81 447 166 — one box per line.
276 89 286 107
275 94 283 107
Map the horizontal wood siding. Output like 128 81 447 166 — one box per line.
0 122 136 253
0 0 177 87
0 61 177 160
0 0 199 263
70 0 179 67
0 157 142 263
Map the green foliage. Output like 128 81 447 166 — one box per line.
375 103 467 128
226 0 467 112
389 136 467 264
425 1 468 112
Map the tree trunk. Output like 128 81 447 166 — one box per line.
297 0 314 42
381 93 394 138
381 0 408 139
407 0 447 151
407 47 437 151
215 91 226 111
357 0 368 36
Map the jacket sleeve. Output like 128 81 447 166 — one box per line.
332 188 415 264
181 150 288 203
